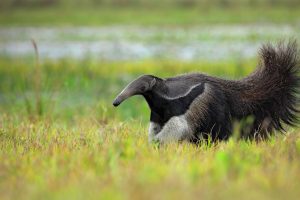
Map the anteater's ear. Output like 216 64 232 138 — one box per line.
150 78 156 89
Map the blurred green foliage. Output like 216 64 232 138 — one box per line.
1 6 300 26
1 0 300 8
0 57 255 123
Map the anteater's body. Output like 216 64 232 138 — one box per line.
113 41 300 144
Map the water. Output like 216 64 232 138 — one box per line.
0 25 299 61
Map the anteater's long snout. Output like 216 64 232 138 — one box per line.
112 97 122 107
113 75 151 107
112 91 132 107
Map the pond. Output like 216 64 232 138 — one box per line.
0 24 298 61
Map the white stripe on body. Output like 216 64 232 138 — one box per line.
156 83 202 100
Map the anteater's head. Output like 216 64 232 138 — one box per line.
112 75 157 107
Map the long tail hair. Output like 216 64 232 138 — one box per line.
234 40 300 138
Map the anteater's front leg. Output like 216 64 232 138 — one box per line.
153 115 193 144
148 122 162 143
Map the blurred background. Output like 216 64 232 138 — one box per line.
0 0 300 123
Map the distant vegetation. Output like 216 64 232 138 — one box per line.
1 0 300 8
0 57 255 122
1 6 300 26
1 0 300 26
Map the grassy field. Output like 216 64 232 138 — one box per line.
1 2 300 199
1 7 300 26
1 56 300 199
1 116 300 200
0 58 256 121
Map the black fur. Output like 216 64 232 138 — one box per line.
144 82 205 124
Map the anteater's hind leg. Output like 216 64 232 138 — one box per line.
241 116 273 140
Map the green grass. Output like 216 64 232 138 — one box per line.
0 57 255 122
1 6 300 26
1 116 300 200
1 56 300 199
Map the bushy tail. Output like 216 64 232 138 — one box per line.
238 40 300 136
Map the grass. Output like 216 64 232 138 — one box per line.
1 116 300 200
0 57 255 122
0 56 300 199
1 6 300 26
